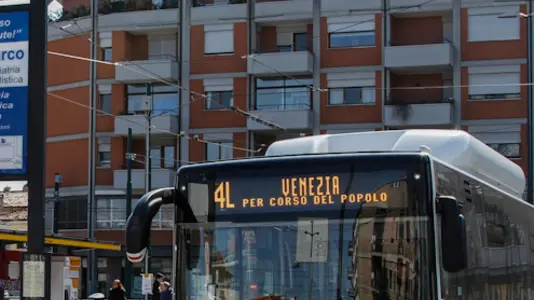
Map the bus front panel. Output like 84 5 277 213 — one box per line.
176 154 436 300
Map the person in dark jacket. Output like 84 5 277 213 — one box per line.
108 279 127 300
160 281 172 300
151 272 164 300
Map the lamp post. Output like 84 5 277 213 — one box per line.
499 6 533 203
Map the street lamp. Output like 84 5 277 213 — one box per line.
499 9 533 203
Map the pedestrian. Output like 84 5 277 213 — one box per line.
152 273 164 300
159 281 172 300
108 279 127 300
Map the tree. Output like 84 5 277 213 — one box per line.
3 186 11 193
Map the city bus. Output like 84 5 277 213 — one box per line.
125 129 534 300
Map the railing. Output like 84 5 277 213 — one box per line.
388 38 452 47
49 0 179 23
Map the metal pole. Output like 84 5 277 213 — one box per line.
144 84 152 300
26 0 48 299
528 0 533 204
53 173 62 244
125 128 133 295
87 0 99 295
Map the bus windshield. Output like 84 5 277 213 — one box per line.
177 155 435 300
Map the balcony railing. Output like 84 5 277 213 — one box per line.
49 0 179 23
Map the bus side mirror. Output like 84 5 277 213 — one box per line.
438 196 467 273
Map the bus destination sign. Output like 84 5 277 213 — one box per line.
213 175 390 215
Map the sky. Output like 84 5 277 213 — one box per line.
0 181 26 191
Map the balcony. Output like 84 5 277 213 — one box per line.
115 55 179 83
384 40 453 70
113 168 175 190
384 98 454 127
114 114 179 136
49 0 179 35
247 50 313 76
247 102 313 131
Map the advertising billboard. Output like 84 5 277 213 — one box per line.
0 9 27 175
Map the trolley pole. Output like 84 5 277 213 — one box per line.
125 128 133 295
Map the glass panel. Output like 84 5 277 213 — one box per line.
294 33 308 51
151 148 161 168
100 94 112 113
99 152 111 168
96 199 110 229
329 89 344 105
285 78 313 87
330 32 376 48
487 143 520 158
111 199 127 228
256 78 285 88
256 88 284 110
153 93 178 115
103 48 112 61
164 146 175 168
284 87 310 110
345 87 362 104
220 91 233 108
361 87 376 104
220 142 233 160
207 143 221 161
127 95 145 113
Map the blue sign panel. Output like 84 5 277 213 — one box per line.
0 10 28 175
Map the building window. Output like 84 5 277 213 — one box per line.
206 141 233 161
277 32 308 52
329 31 375 48
467 7 520 42
487 143 521 159
96 198 138 229
470 125 521 159
204 24 234 55
57 197 87 230
255 77 312 110
101 47 112 62
468 66 520 100
99 93 112 114
127 84 178 115
98 137 111 168
328 87 375 105
206 91 233 110
327 15 376 49
148 33 177 60
149 145 175 169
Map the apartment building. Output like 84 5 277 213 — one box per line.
46 0 528 295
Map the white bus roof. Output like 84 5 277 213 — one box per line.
265 129 525 197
